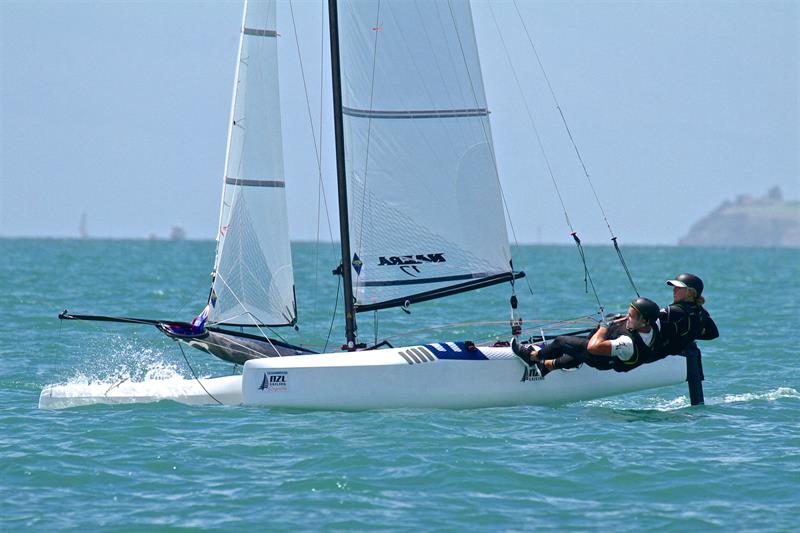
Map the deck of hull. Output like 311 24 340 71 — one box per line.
241 343 687 410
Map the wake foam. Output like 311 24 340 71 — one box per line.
585 395 690 412
585 387 799 412
716 387 799 405
39 340 242 409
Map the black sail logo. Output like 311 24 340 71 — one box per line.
377 253 446 266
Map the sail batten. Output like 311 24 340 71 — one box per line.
243 27 277 38
357 272 502 287
342 106 489 119
224 177 285 188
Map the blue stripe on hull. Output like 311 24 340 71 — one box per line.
423 341 488 361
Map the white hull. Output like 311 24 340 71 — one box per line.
38 375 243 409
241 342 687 410
39 343 686 410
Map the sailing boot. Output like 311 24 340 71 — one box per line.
535 359 550 378
511 337 537 366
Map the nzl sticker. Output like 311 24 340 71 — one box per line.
520 367 544 383
259 371 288 392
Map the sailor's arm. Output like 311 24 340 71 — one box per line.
661 304 689 337
586 317 626 356
697 311 720 340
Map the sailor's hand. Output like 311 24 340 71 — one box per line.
600 316 625 329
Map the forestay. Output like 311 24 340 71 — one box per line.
209 0 296 327
337 0 514 312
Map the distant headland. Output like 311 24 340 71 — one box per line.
679 187 800 247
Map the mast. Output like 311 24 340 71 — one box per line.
327 0 357 349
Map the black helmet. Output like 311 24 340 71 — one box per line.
667 273 703 295
630 297 660 324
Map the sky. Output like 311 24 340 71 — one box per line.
1 0 797 245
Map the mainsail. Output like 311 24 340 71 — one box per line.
337 0 517 312
209 0 296 327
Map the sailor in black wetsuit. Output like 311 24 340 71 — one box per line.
656 273 719 358
512 298 662 375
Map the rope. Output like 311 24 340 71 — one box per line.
178 343 223 405
375 315 597 344
445 1 527 291
198 332 301 359
212 272 285 355
571 232 604 316
289 1 323 178
511 0 640 296
323 273 341 353
487 2 602 313
355 0 383 256
613 237 640 297
290 0 338 323
289 2 332 222
486 2 575 234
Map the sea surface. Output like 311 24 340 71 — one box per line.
2 239 798 531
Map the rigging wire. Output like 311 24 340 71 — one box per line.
373 315 598 347
178 343 223 405
323 273 341 353
445 0 530 296
313 0 332 323
511 0 640 297
213 273 287 355
289 2 324 179
486 1 603 314
570 231 604 314
290 0 341 340
355 0 383 258
374 310 378 347
289 1 334 238
291 315 598 351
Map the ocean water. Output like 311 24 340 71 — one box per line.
2 239 798 531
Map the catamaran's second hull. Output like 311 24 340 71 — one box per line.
38 375 243 410
157 324 315 365
241 342 686 410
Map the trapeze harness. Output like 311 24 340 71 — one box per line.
604 321 662 373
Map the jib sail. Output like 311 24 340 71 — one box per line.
209 0 296 327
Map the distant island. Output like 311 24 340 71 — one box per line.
679 187 800 247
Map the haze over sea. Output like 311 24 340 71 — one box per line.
2 239 798 531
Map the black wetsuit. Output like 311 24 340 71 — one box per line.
656 302 719 357
536 334 601 370
537 322 660 373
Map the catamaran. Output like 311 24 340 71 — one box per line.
42 0 691 410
